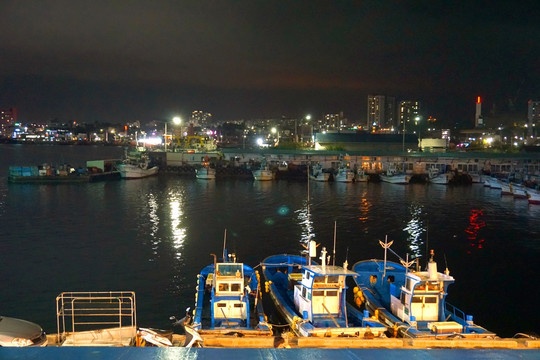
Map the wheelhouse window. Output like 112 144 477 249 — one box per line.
218 283 229 291
217 264 243 277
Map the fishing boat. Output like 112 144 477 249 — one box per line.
195 162 216 180
428 167 453 185
261 246 387 338
379 168 411 184
352 239 496 338
8 161 121 183
355 169 369 182
117 150 159 179
309 163 330 182
252 160 274 181
334 162 355 183
192 244 272 336
510 183 528 199
526 187 540 204
499 180 512 195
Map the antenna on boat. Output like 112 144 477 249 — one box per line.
444 253 450 275
425 221 429 271
332 221 337 266
379 235 393 281
222 229 227 262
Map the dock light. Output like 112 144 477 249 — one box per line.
256 138 263 146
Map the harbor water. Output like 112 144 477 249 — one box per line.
0 144 539 338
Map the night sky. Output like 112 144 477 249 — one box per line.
1 0 538 126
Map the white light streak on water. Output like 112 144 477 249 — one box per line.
403 203 425 258
169 197 186 261
296 200 315 248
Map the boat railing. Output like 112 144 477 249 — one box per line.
444 301 468 325
56 291 137 346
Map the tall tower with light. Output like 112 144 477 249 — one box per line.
475 96 484 128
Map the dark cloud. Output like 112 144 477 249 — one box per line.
0 0 538 124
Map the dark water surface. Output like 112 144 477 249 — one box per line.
1 144 539 337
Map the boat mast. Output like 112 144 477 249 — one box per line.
333 221 337 266
379 235 393 282
222 229 227 262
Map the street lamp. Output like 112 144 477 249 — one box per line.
402 118 406 152
415 116 421 150
165 116 182 152
271 127 279 146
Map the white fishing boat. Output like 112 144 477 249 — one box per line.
468 172 484 184
500 180 512 195
252 160 273 181
510 183 528 199
117 150 159 179
309 163 330 182
526 187 540 204
428 167 453 185
195 162 216 180
355 169 369 182
334 162 355 183
379 168 410 184
485 176 502 189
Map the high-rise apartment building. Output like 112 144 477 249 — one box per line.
399 101 420 132
367 95 396 131
191 110 213 128
527 100 540 137
322 112 345 131
0 107 17 136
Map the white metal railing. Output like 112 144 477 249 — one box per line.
56 291 136 346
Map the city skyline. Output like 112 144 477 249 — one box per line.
1 1 538 126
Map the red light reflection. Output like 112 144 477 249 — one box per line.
465 209 486 252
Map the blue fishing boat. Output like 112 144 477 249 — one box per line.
261 247 387 338
192 247 272 336
352 238 496 338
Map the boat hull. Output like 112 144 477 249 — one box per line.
195 167 216 180
252 170 273 181
117 165 159 179
380 174 411 184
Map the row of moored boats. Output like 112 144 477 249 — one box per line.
187 236 496 343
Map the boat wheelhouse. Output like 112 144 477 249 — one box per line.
353 242 495 338
262 248 386 338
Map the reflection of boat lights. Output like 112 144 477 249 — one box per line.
296 201 315 248
357 196 370 223
170 197 186 260
148 194 160 256
466 209 486 252
403 204 425 258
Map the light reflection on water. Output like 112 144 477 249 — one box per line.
403 203 425 258
296 200 315 249
1 145 540 337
